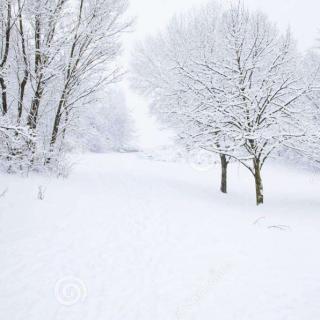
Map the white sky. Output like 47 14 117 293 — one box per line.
123 0 320 148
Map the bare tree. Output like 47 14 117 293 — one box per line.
49 0 131 153
26 0 68 131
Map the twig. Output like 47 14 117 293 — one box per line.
0 188 8 198
268 225 291 231
253 216 266 225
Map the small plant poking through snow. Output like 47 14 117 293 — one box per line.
37 186 46 201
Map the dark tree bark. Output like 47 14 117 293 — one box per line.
50 0 84 150
17 0 29 123
50 91 66 147
27 13 42 130
253 158 264 205
27 83 43 130
0 0 12 115
0 78 8 116
220 154 228 194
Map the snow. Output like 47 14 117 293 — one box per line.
1 153 320 320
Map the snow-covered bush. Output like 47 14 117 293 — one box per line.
0 117 33 173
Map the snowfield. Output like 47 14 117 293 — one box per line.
1 153 320 320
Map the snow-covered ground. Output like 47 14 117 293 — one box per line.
1 153 320 320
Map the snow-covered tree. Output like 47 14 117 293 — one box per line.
131 3 232 193
132 1 314 204
212 5 312 204
0 0 131 172
0 1 10 115
49 0 132 154
286 50 320 166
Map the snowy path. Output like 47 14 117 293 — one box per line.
0 153 320 320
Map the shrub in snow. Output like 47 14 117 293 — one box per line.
0 118 34 173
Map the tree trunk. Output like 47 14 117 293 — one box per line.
220 154 228 193
253 159 264 205
0 78 8 115
18 72 28 122
27 86 43 130
50 100 64 148
0 1 12 116
27 13 42 130
17 0 29 123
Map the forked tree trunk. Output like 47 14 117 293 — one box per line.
220 154 228 193
253 159 263 205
